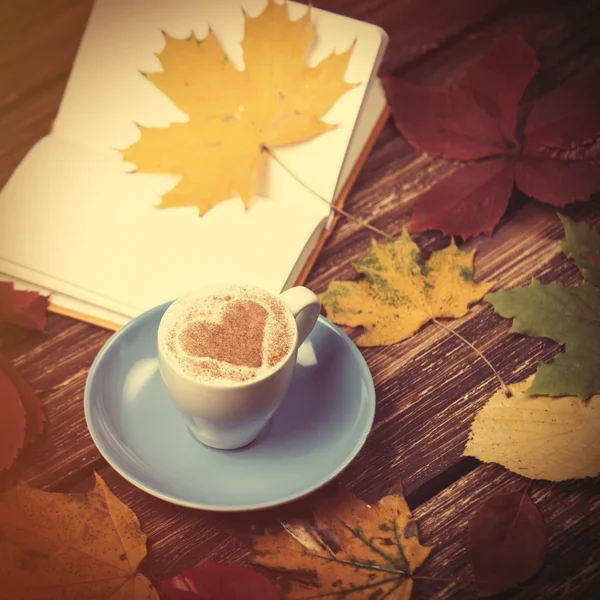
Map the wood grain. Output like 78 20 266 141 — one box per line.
1 0 600 598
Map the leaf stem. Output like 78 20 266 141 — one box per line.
432 318 511 398
262 145 394 240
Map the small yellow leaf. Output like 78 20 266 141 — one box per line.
320 231 494 346
251 486 431 599
123 0 356 215
464 379 600 481
0 473 158 600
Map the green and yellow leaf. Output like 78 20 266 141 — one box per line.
320 231 494 346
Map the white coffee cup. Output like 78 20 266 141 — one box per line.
157 284 321 450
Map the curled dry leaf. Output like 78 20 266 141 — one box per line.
464 379 600 481
250 486 431 599
123 0 356 215
320 231 493 346
0 473 159 600
0 281 48 331
159 562 280 600
469 486 547 597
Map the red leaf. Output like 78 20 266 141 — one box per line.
515 77 600 205
0 354 45 444
381 76 506 161
382 28 538 162
408 158 515 238
469 487 547 597
0 367 26 472
159 562 280 600
0 281 49 331
522 77 600 149
515 156 600 207
462 27 539 144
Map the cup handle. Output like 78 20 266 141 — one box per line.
279 286 321 347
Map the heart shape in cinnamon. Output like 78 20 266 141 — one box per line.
179 299 267 368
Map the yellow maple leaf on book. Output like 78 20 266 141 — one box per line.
123 0 356 215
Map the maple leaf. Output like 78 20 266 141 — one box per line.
559 214 600 287
464 378 600 480
0 367 26 472
159 562 280 600
487 279 600 400
0 473 159 600
250 486 431 599
0 281 48 331
382 27 600 238
319 231 493 346
468 485 547 597
123 0 356 215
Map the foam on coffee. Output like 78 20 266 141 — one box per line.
158 285 296 384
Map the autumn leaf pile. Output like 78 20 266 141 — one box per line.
382 28 600 239
0 282 47 483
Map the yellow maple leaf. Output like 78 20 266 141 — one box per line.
251 486 431 599
320 231 494 346
123 0 356 215
464 378 600 481
0 473 158 600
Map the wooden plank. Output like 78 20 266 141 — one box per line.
411 465 600 599
0 0 93 111
1 0 599 596
0 78 65 188
4 0 599 496
315 0 512 74
0 0 509 111
71 461 600 599
0 318 112 488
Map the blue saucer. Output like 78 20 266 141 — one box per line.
84 302 375 511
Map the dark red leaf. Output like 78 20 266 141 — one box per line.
469 487 547 597
462 27 539 144
159 562 280 600
515 77 600 205
0 281 49 331
515 156 600 207
0 354 45 444
522 77 600 149
0 367 26 472
382 28 538 162
408 158 515 238
381 76 506 161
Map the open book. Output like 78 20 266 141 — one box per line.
0 0 389 330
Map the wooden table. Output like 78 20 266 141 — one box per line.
1 0 599 598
